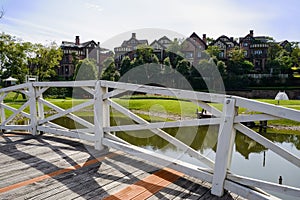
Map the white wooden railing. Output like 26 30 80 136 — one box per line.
0 80 300 200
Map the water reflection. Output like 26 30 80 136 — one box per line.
50 116 300 161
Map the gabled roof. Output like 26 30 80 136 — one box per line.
157 36 171 44
121 37 148 47
211 39 228 48
217 35 239 46
187 32 207 48
61 40 99 48
150 40 167 49
279 40 290 47
239 34 255 43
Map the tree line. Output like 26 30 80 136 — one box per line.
0 33 62 84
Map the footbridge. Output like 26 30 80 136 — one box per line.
0 80 300 199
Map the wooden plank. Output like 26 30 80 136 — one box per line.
147 177 207 200
18 89 30 97
234 114 279 123
235 123 300 168
227 173 300 198
103 89 128 99
0 148 83 186
235 96 300 122
81 86 95 95
38 98 94 129
212 98 237 196
32 80 96 87
0 92 8 102
0 125 31 131
105 118 221 132
192 100 222 117
94 81 106 150
105 133 130 145
33 153 158 200
85 160 161 200
0 152 117 194
108 99 215 168
224 179 281 200
29 83 38 135
0 83 29 93
172 180 210 200
1 104 30 118
37 126 95 142
1 100 30 125
39 99 94 125
100 80 226 103
103 168 183 200
37 88 45 124
35 87 49 98
103 138 214 184
11 153 126 200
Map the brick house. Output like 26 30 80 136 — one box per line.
59 36 111 79
150 36 172 61
239 30 269 71
114 33 148 66
181 32 207 66
210 35 239 60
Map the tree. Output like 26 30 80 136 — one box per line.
166 38 183 56
134 46 159 64
101 57 120 81
74 59 98 80
0 33 31 83
228 47 245 62
120 56 132 76
217 60 227 76
266 43 293 74
291 45 300 68
28 42 62 81
226 47 253 75
176 59 190 77
205 46 221 58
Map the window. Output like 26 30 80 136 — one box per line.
65 66 69 75
219 51 225 58
243 43 248 47
197 51 201 58
244 51 248 56
254 50 263 55
185 52 193 58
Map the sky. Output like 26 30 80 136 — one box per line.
0 0 300 50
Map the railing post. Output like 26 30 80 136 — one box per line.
0 93 6 132
94 80 109 150
29 83 38 136
211 97 237 196
36 87 44 134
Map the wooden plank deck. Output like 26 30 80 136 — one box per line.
0 132 246 200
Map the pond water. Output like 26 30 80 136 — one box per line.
50 116 300 199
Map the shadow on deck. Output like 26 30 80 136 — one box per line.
0 132 245 200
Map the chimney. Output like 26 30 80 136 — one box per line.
202 34 207 44
132 33 136 39
230 37 234 41
250 30 254 37
97 42 100 47
75 36 80 45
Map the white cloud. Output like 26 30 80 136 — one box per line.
1 0 299 44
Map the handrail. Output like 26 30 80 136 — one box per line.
0 80 299 200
